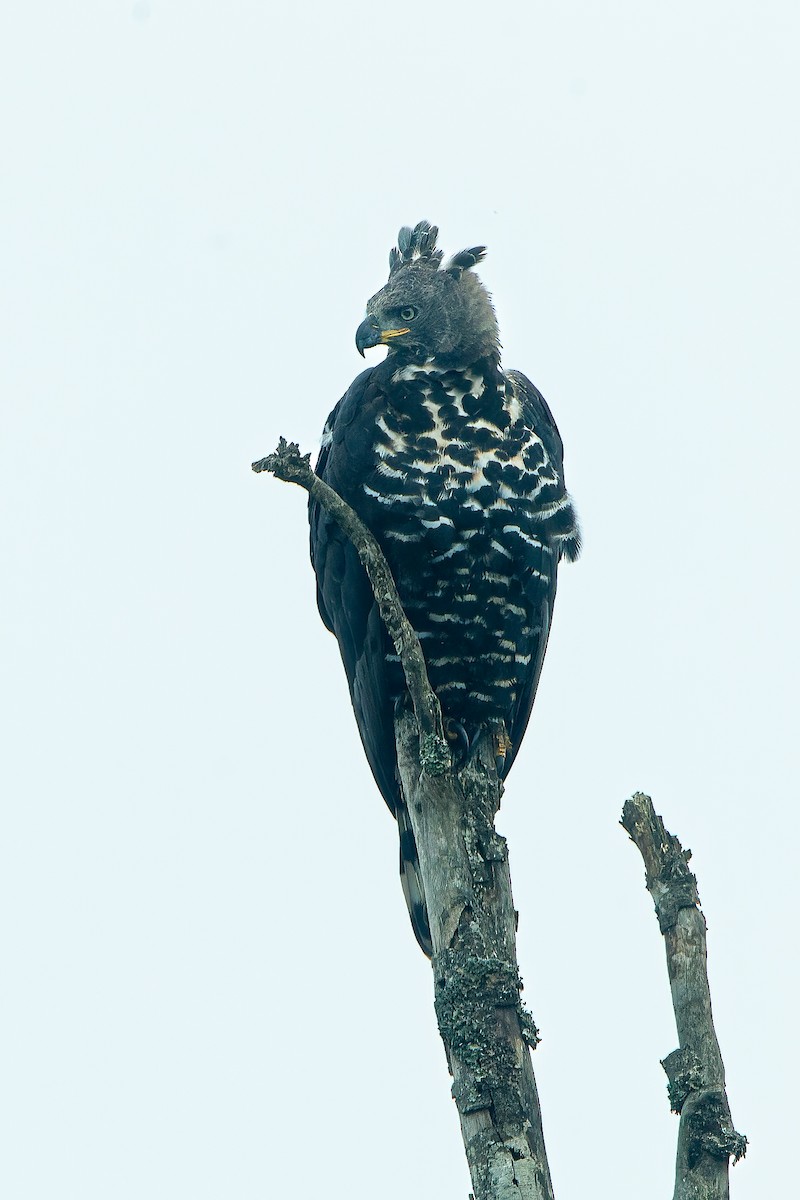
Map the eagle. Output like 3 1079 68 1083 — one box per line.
309 221 579 955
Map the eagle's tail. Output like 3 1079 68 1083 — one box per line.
397 799 433 957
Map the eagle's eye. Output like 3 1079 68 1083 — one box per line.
399 306 418 322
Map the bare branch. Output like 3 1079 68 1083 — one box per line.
396 714 554 1200
621 792 746 1200
253 438 448 765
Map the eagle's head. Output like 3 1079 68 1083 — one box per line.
355 221 500 369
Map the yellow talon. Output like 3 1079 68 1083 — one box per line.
493 730 512 774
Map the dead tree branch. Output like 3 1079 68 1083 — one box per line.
253 439 447 768
396 713 553 1200
621 793 747 1200
255 438 553 1200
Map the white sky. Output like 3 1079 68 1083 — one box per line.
2 3 798 1197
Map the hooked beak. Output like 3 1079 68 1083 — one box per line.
355 317 411 357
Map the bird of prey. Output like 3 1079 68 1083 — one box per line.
309 221 579 955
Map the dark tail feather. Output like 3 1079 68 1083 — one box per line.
397 800 433 957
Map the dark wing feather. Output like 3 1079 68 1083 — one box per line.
309 369 433 954
309 368 401 815
503 370 579 773
507 370 567 478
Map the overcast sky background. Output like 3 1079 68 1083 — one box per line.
2 3 798 1197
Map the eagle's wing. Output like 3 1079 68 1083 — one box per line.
310 367 434 954
503 370 580 773
309 367 400 814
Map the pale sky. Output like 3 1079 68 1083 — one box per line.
2 3 798 1198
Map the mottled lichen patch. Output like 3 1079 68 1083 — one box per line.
434 950 538 1130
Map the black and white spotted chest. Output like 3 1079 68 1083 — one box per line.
350 357 566 722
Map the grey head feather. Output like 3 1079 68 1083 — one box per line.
444 246 487 278
368 221 499 368
389 220 443 274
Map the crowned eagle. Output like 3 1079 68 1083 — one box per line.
309 222 579 955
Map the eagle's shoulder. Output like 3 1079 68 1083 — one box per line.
315 364 392 496
310 364 388 633
506 370 565 471
507 369 581 563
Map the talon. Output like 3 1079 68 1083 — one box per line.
493 729 512 776
444 718 470 757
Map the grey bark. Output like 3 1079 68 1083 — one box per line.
621 793 747 1200
396 713 553 1200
